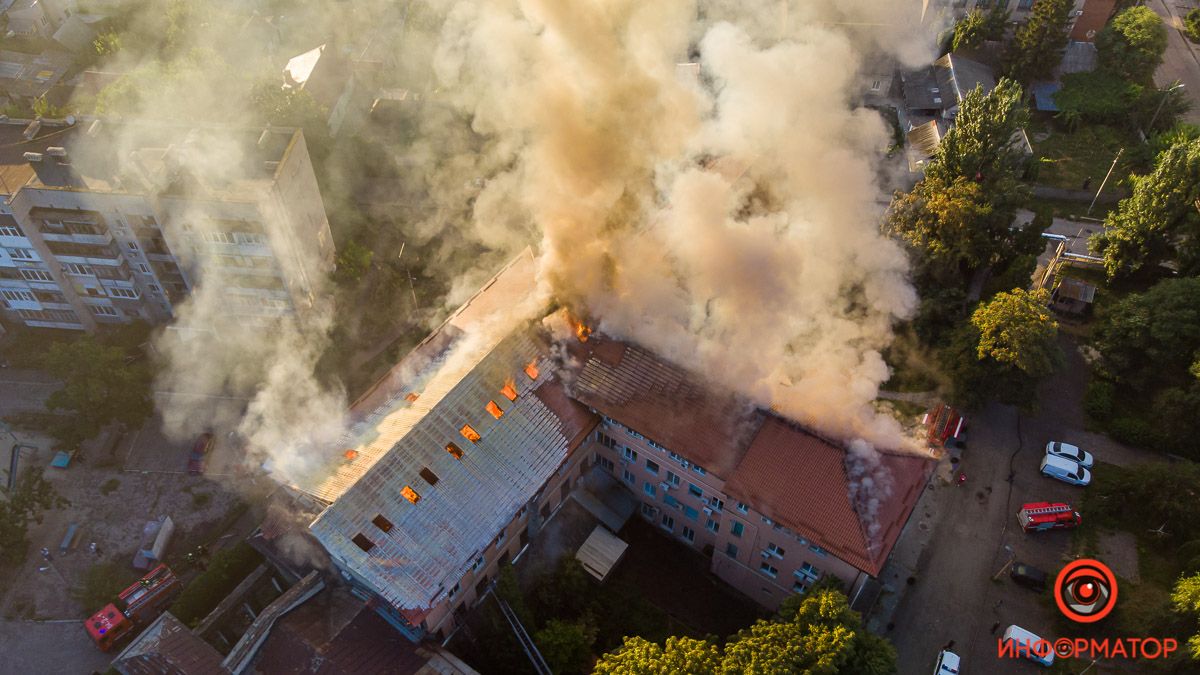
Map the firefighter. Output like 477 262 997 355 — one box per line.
957 472 967 486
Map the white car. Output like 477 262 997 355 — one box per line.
1040 454 1092 486
934 649 960 674
1045 441 1094 469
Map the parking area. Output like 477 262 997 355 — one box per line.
123 392 248 476
888 336 1160 674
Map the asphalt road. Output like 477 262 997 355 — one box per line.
889 336 1160 674
1150 0 1200 126
0 620 112 674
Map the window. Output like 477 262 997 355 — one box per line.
665 471 680 486
449 583 460 599
767 542 785 558
643 482 656 498
641 502 656 518
20 269 51 281
731 521 744 538
622 469 635 485
688 483 703 499
810 545 828 557
6 248 33 260
681 526 695 542
148 284 160 292
796 562 821 582
760 562 778 579
762 516 774 526
401 486 421 504
736 502 749 514
0 224 24 237
352 533 375 553
597 431 618 449
597 455 614 472
792 581 808 593
645 459 659 475
372 514 394 533
622 447 637 462
137 263 151 273
419 467 439 486
62 262 92 275
90 305 118 316
725 543 739 558
496 528 506 544
692 465 706 476
127 242 139 250
705 518 719 533
660 514 675 532
1 290 34 302
1018 0 1033 7
668 451 685 463
108 287 138 299
446 442 464 460
663 494 680 509
683 506 699 521
486 400 504 419
524 361 539 380
460 424 481 443
709 497 724 511
500 382 518 401
473 556 484 571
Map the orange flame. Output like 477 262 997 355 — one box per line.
524 360 540 380
343 449 359 461
569 314 592 342
501 378 518 401
405 392 420 402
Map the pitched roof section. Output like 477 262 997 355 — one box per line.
111 612 227 675
310 327 597 615
934 52 996 104
297 249 540 501
569 337 761 478
724 416 930 575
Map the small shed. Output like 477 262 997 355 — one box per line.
575 525 628 582
1051 277 1097 316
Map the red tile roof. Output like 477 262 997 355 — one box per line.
1071 0 1116 42
567 334 932 576
568 337 762 477
724 417 930 575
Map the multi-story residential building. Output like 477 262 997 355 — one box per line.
291 251 931 644
0 116 334 330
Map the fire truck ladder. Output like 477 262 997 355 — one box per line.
1024 504 1071 516
496 595 552 675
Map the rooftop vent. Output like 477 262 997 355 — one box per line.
352 533 375 553
372 514 393 533
45 147 67 157
446 442 464 460
22 120 41 141
419 467 439 486
23 152 43 162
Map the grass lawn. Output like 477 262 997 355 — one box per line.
1030 124 1140 192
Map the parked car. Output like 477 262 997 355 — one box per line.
1040 454 1091 486
933 649 960 674
187 433 213 475
1002 625 1054 666
1045 441 1093 469
1010 562 1048 591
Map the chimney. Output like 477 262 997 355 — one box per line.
45 147 68 165
22 119 41 141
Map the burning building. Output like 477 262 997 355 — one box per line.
286 251 931 643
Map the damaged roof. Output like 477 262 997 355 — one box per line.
724 416 929 575
111 612 227 675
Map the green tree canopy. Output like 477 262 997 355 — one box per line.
533 619 596 675
41 335 155 446
1092 139 1200 279
971 288 1060 374
1092 277 1200 389
1003 0 1074 84
1053 70 1143 129
925 79 1030 192
0 470 68 567
952 7 1008 52
1173 573 1200 659
593 586 894 675
1097 6 1168 82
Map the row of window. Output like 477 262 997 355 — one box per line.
6 248 34 260
1 289 34 303
0 226 24 238
14 308 78 323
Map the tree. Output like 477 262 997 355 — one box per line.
1003 0 1074 84
1092 277 1200 389
952 10 989 52
1092 139 1200 279
971 288 1060 375
885 176 996 285
333 239 373 283
1187 8 1200 43
533 619 597 675
1097 7 1168 83
93 31 121 57
1053 70 1143 129
249 81 330 156
926 79 1030 192
594 586 895 674
593 636 722 675
0 470 69 567
41 336 155 447
1173 573 1200 659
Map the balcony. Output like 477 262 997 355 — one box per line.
40 231 114 246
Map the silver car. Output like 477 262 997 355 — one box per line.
1045 441 1094 469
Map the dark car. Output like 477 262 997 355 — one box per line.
187 433 213 475
1010 562 1048 591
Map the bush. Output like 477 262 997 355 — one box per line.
168 541 263 627
99 478 120 496
1083 378 1115 421
1054 70 1141 128
72 562 138 616
1107 416 1159 448
1187 8 1200 43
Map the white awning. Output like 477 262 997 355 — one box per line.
575 525 628 582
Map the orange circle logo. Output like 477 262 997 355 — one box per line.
1055 559 1118 623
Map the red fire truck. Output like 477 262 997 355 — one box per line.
924 404 967 450
1017 502 1082 532
84 563 181 652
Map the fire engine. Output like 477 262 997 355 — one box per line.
1017 502 1082 532
84 563 182 652
924 404 966 450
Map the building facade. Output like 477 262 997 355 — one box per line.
294 252 931 645
0 117 334 331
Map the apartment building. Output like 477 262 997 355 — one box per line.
0 117 334 331
291 251 931 644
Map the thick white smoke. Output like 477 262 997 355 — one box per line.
425 0 935 451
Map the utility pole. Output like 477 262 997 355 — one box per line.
1145 82 1185 141
396 242 418 309
1087 148 1123 216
